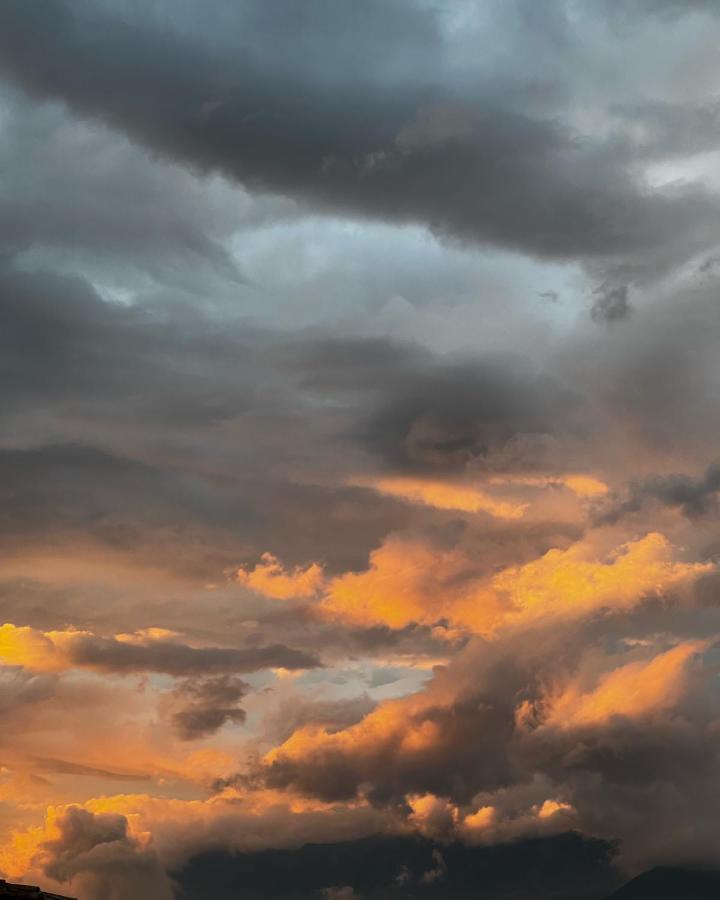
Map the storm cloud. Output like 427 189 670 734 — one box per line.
1 1 720 277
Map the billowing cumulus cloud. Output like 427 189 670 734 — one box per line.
0 805 173 900
3 2 720 899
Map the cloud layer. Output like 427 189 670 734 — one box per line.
2 2 720 899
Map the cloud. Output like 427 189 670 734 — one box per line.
4 1 720 892
258 649 522 804
247 619 720 869
352 476 528 519
236 553 325 600
259 693 377 747
531 639 708 729
354 356 581 476
0 624 320 675
0 805 173 900
0 792 397 891
590 284 632 324
315 530 709 633
0 83 247 288
596 461 720 523
64 632 320 676
404 780 579 849
1 0 719 276
164 675 249 740
0 665 56 714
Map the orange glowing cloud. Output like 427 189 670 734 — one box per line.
320 536 505 632
495 532 710 626
539 640 708 729
461 804 496 833
561 475 609 498
0 817 50 881
115 627 181 644
317 531 709 634
236 552 325 599
263 686 442 783
0 624 60 671
354 476 527 519
536 799 574 819
405 791 576 845
460 802 576 845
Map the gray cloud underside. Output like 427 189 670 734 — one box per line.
0 255 588 580
1 1 720 276
596 461 720 523
64 633 320 675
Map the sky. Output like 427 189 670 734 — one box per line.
1 1 720 898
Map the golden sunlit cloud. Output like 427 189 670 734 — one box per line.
497 532 710 626
462 805 496 832
263 687 438 775
236 552 325 599
537 640 709 729
314 531 711 634
115 628 181 644
353 476 528 519
537 799 574 819
0 624 60 671
406 791 577 845
321 536 492 631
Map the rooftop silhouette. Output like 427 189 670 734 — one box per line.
0 880 75 900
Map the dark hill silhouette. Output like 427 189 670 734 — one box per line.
176 831 621 899
606 866 720 899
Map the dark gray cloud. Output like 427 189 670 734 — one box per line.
0 259 258 426
553 281 720 461
595 461 720 524
0 255 586 580
167 675 249 740
0 260 426 574
63 632 320 676
361 359 581 474
41 806 173 900
0 85 246 288
290 337 583 474
1 0 719 274
0 665 56 714
590 285 631 325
